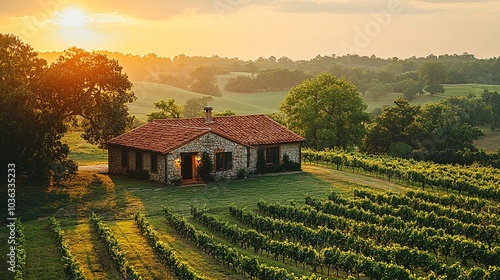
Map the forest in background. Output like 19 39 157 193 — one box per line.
39 51 500 99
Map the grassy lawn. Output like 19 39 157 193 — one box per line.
62 131 108 166
23 221 66 280
114 171 335 218
108 220 174 279
62 218 120 280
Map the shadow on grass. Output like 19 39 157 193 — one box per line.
0 178 71 222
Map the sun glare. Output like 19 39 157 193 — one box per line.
59 8 89 28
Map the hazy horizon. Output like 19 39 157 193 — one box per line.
1 1 499 60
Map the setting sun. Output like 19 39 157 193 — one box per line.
59 8 88 28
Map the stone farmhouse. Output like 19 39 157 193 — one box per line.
107 107 305 185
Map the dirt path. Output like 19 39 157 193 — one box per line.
303 164 407 193
78 164 108 173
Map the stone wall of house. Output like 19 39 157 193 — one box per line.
108 145 127 175
281 143 302 165
166 132 248 184
144 152 166 183
248 148 258 173
246 142 302 173
107 145 166 183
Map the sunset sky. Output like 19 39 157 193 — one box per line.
1 0 499 60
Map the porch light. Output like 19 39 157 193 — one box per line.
195 155 201 164
174 157 181 167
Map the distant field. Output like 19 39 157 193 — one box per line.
54 80 500 164
131 80 287 120
132 75 500 119
441 84 500 97
474 129 500 153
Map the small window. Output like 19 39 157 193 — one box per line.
121 149 128 168
215 152 232 171
265 146 280 164
151 154 158 172
136 151 143 170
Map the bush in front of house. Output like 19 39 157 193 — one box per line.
256 149 267 174
198 152 214 182
127 169 149 180
237 168 249 179
169 176 182 187
283 154 301 171
265 164 285 173
257 153 302 174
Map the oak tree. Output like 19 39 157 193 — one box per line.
280 73 369 150
0 34 135 180
147 98 183 120
362 99 420 154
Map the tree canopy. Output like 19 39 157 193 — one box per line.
184 96 213 118
147 98 183 121
363 99 420 154
418 62 446 94
280 73 369 150
189 66 221 96
0 34 135 180
225 68 311 93
363 98 486 161
481 90 500 131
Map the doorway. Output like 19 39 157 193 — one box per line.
180 153 197 181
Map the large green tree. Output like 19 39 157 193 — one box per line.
442 95 492 127
0 34 135 180
408 103 483 156
280 73 369 150
363 99 420 154
42 47 136 147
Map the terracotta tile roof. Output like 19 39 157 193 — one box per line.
107 122 210 153
108 114 305 153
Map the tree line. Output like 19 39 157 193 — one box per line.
39 49 500 99
224 68 311 92
362 92 500 164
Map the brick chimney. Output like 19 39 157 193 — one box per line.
204 106 213 123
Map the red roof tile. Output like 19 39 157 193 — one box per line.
108 114 305 153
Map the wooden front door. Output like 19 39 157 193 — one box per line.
181 154 194 180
